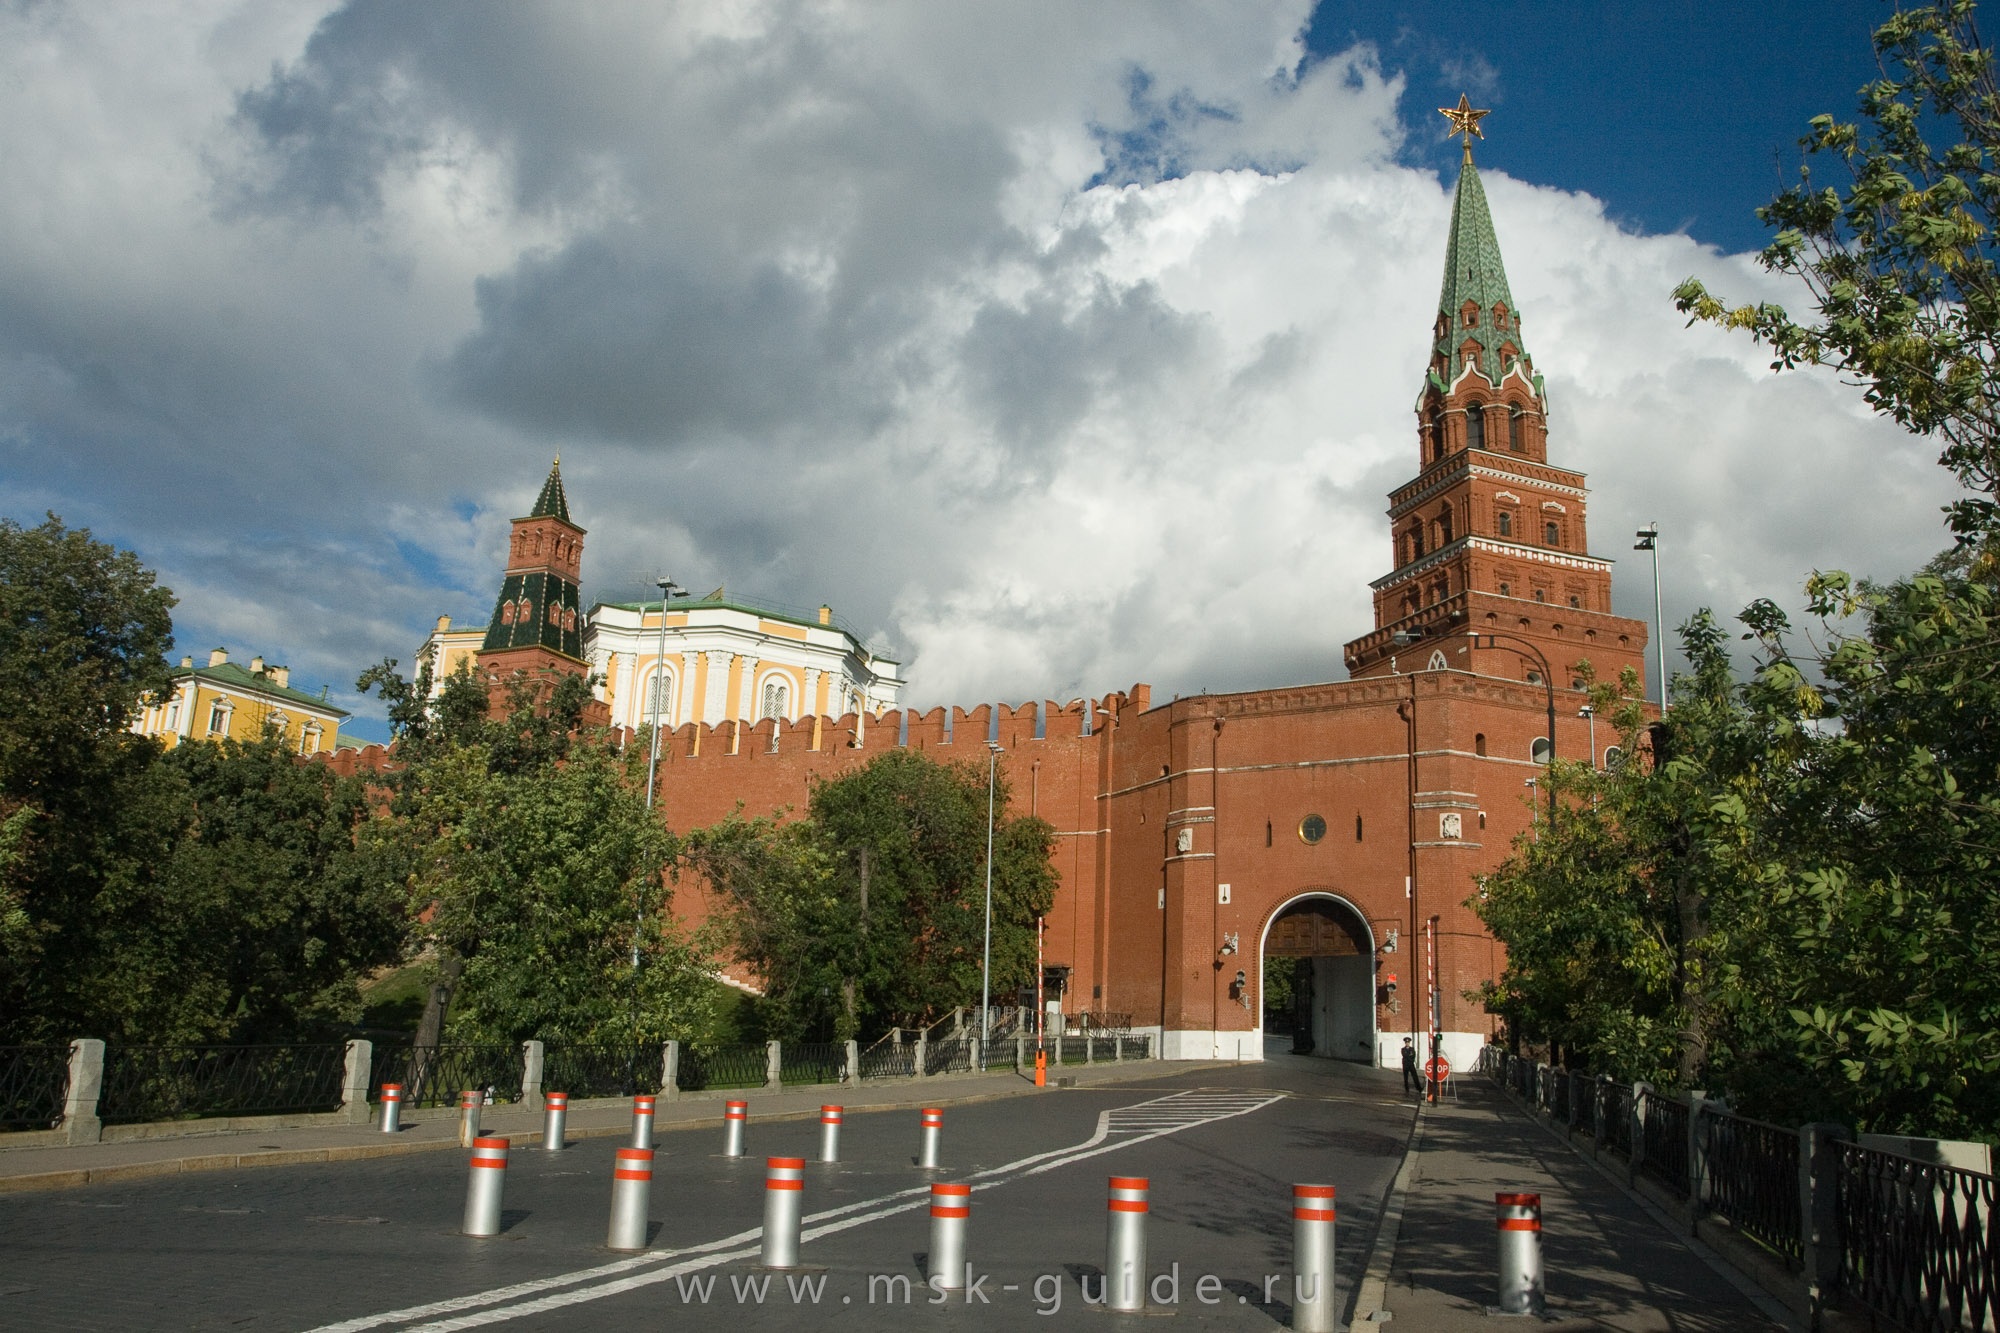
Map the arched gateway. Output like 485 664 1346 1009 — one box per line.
1260 893 1375 1063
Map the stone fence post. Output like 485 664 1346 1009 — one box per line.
62 1038 104 1145
662 1040 681 1101
1594 1075 1611 1149
765 1041 782 1091
1798 1121 1852 1325
1629 1081 1651 1187
521 1039 545 1111
340 1039 372 1124
844 1040 859 1085
1687 1093 1712 1232
914 1034 927 1080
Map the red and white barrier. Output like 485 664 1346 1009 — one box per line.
542 1092 568 1151
606 1147 653 1250
631 1094 655 1150
462 1136 509 1236
1106 1176 1149 1311
378 1083 403 1134
1292 1184 1336 1331
819 1105 843 1163
1494 1192 1544 1315
929 1183 970 1290
918 1107 944 1169
458 1089 482 1147
723 1099 748 1157
761 1157 806 1268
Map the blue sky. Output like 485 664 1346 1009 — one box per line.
0 3 1964 744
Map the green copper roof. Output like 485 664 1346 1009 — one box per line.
1432 156 1532 389
173 661 351 717
529 460 572 524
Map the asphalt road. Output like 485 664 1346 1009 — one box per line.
0 1056 1414 1332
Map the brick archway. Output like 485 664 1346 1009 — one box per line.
1257 891 1376 1063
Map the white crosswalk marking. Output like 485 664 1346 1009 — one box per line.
1098 1089 1286 1137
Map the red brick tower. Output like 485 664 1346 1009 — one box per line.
1344 124 1649 696
476 459 608 723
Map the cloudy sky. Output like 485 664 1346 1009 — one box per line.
0 1 1962 741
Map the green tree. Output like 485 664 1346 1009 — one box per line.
0 514 175 1040
687 748 1059 1042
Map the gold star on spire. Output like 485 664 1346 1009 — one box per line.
1439 94 1490 162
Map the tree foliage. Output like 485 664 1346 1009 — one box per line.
686 748 1059 1042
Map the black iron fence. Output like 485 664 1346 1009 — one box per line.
1604 1081 1634 1155
541 1043 662 1099
99 1044 347 1123
370 1044 522 1108
1641 1093 1691 1197
677 1044 768 1092
858 1041 917 1080
1118 1035 1153 1060
782 1043 846 1086
924 1038 974 1077
1837 1140 1997 1333
0 1045 72 1131
1703 1111 1803 1269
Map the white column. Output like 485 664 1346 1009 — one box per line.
738 656 760 720
703 650 732 724
679 651 698 728
802 667 822 718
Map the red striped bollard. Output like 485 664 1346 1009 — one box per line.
917 1107 944 1168
1494 1192 1544 1315
761 1157 805 1268
819 1105 843 1163
458 1090 482 1147
929 1183 970 1290
631 1094 656 1150
606 1147 653 1250
1292 1184 1336 1331
1105 1175 1149 1311
462 1136 508 1236
542 1092 568 1151
723 1100 748 1156
377 1083 403 1134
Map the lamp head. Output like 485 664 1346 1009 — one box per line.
1392 628 1424 646
1578 704 1593 718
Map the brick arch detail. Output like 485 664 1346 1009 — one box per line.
1253 888 1378 1035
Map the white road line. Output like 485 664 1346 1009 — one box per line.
306 1088 1283 1333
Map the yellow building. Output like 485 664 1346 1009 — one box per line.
414 614 485 698
131 647 348 755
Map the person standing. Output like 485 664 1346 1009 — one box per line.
1401 1037 1420 1097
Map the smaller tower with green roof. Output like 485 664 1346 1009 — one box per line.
476 459 604 720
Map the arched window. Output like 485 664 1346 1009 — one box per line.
1509 412 1523 452
1437 507 1454 545
1530 736 1553 764
1497 582 1510 597
761 677 790 721
1497 511 1512 538
1545 521 1560 546
647 672 674 724
1568 594 1581 609
1534 588 1545 602
1475 733 1487 757
1427 649 1448 671
1604 745 1625 771
1465 404 1485 451
500 601 515 624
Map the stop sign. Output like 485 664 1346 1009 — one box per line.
1425 1055 1451 1080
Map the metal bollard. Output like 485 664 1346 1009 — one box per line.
819 1105 843 1163
1292 1184 1337 1332
542 1092 568 1150
1494 1192 1544 1315
723 1100 748 1157
462 1136 509 1236
631 1094 655 1150
378 1083 403 1134
929 1183 970 1290
761 1157 805 1268
458 1090 482 1147
918 1107 943 1168
606 1147 653 1250
1105 1176 1149 1311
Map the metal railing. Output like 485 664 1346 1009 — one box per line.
858 1041 916 1079
541 1043 663 1099
1605 1082 1634 1155
1640 1093 1691 1197
99 1044 348 1123
1703 1110 1803 1269
676 1044 768 1092
924 1038 974 1077
1836 1141 1997 1333
0 1045 72 1131
1118 1035 1153 1061
781 1042 846 1086
370 1044 523 1108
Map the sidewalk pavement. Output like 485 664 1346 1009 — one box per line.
0 1057 1203 1193
1362 1074 1797 1331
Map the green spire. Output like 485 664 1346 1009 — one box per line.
1431 156 1532 390
530 457 572 524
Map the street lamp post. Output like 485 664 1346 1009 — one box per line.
981 740 1004 1068
645 577 688 810
1580 704 1595 769
1634 525 1666 712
